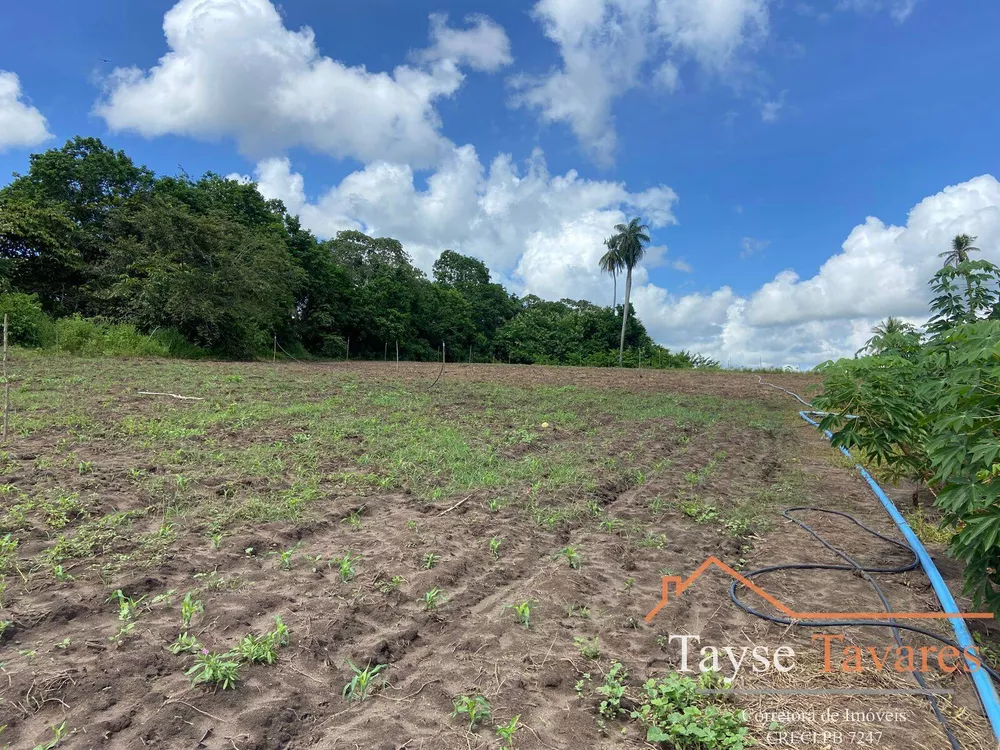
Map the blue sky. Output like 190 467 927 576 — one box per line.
2 0 999 366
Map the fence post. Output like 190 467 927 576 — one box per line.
346 337 350 362
2 314 9 440
396 340 399 371
273 336 276 363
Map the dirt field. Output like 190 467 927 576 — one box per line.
0 357 995 749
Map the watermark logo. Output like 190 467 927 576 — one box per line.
645 556 994 689
645 555 993 623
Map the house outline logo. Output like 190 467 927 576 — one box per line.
644 556 994 623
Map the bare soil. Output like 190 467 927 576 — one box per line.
0 359 994 750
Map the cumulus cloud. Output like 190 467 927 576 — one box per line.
94 0 511 167
510 0 772 165
241 165 1000 368
236 146 680 281
649 175 1000 366
0 71 52 151
419 13 512 72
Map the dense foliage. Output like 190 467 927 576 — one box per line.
815 236 1000 615
0 137 712 368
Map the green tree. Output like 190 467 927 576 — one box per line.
605 218 650 365
858 316 921 359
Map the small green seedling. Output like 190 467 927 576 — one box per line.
554 546 581 569
56 638 71 650
32 720 69 749
574 636 600 659
237 632 279 665
108 590 146 621
503 601 532 629
495 714 521 748
52 565 74 582
599 518 623 533
169 632 202 655
344 508 364 530
486 498 502 513
275 544 301 571
342 659 386 702
421 587 447 611
452 694 491 731
180 592 204 630
374 574 405 593
423 552 441 569
333 552 360 582
489 537 502 560
187 648 240 689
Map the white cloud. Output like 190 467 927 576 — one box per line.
648 175 1000 366
511 0 772 164
0 71 52 152
94 0 510 167
740 236 770 258
419 13 512 72
760 89 786 122
836 0 919 23
239 146 680 279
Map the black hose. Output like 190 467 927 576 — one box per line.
727 506 1000 750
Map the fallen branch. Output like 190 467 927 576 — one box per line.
437 494 472 516
137 391 205 401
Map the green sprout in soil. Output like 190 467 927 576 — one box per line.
554 546 582 569
187 648 241 689
332 552 360 582
489 537 502 560
343 659 386 702
423 552 441 569
495 714 521 748
452 694 491 731
503 601 532 629
574 636 600 659
180 592 204 630
421 587 447 610
169 632 202 655
32 720 70 749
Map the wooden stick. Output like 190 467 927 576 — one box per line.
137 391 205 401
2 314 8 440
437 494 472 516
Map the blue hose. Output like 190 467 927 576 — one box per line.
799 410 1000 741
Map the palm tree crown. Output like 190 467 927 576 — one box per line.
939 234 980 267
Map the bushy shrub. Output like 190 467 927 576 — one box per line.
51 316 204 358
0 292 50 347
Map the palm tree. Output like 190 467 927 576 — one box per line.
870 316 911 338
861 316 921 358
939 234 980 267
939 234 981 317
599 236 624 309
606 217 650 366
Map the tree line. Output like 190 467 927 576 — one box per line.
0 137 713 368
816 234 1000 616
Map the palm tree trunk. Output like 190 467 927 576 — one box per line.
613 272 617 310
966 275 975 321
618 267 632 366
